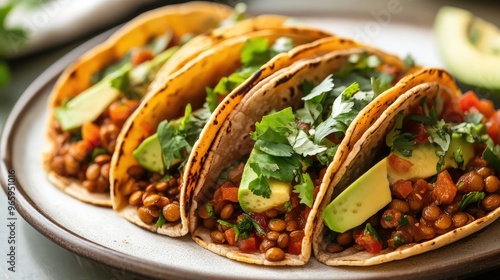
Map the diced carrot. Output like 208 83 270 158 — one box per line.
221 186 239 203
388 154 414 173
131 48 154 66
432 170 457 205
392 180 413 199
81 122 100 148
224 228 236 245
109 100 139 127
479 99 495 118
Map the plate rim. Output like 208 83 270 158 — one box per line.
1 14 500 280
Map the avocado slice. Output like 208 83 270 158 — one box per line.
434 6 500 89
322 135 475 233
387 134 474 185
55 72 124 131
238 149 291 213
322 158 392 233
133 134 166 174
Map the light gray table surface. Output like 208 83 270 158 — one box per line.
1 1 500 279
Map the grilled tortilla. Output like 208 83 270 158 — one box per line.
313 68 500 266
109 27 332 237
186 38 419 265
42 2 234 206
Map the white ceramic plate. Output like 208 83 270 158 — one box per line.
2 10 500 280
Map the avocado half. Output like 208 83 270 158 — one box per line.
434 6 500 90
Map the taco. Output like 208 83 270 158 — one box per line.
42 2 235 206
186 39 418 265
313 68 500 266
109 27 332 237
149 13 308 91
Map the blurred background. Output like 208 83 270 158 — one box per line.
1 0 499 279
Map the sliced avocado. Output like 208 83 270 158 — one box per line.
55 63 132 131
434 6 500 89
322 158 392 233
387 134 474 184
238 150 291 213
55 80 121 131
133 134 165 174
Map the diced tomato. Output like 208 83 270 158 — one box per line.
109 100 139 127
249 212 268 235
392 180 413 199
81 122 100 148
459 91 481 113
355 233 382 254
287 231 304 255
487 111 500 145
237 234 258 253
403 121 429 144
224 228 236 246
220 186 239 203
388 154 414 173
479 99 495 118
303 206 312 220
131 48 154 66
432 170 457 205
290 192 300 209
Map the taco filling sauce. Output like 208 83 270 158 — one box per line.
48 32 185 194
323 90 500 255
197 54 406 261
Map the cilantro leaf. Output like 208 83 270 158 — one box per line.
341 81 360 100
427 119 451 172
458 192 485 210
287 129 326 157
454 147 464 168
0 60 10 88
252 107 296 140
241 37 271 68
483 143 500 169
403 54 415 69
249 152 301 183
244 213 267 236
156 211 167 228
371 75 392 96
254 139 294 157
248 174 271 198
293 173 314 208
314 95 354 143
302 74 334 101
157 104 209 169
386 112 416 157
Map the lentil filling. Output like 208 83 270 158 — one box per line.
324 90 500 255
196 53 407 262
49 34 180 194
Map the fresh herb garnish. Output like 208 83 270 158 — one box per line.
293 173 314 208
156 211 167 228
458 192 485 210
157 104 209 169
246 53 395 200
206 37 295 112
386 112 416 157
